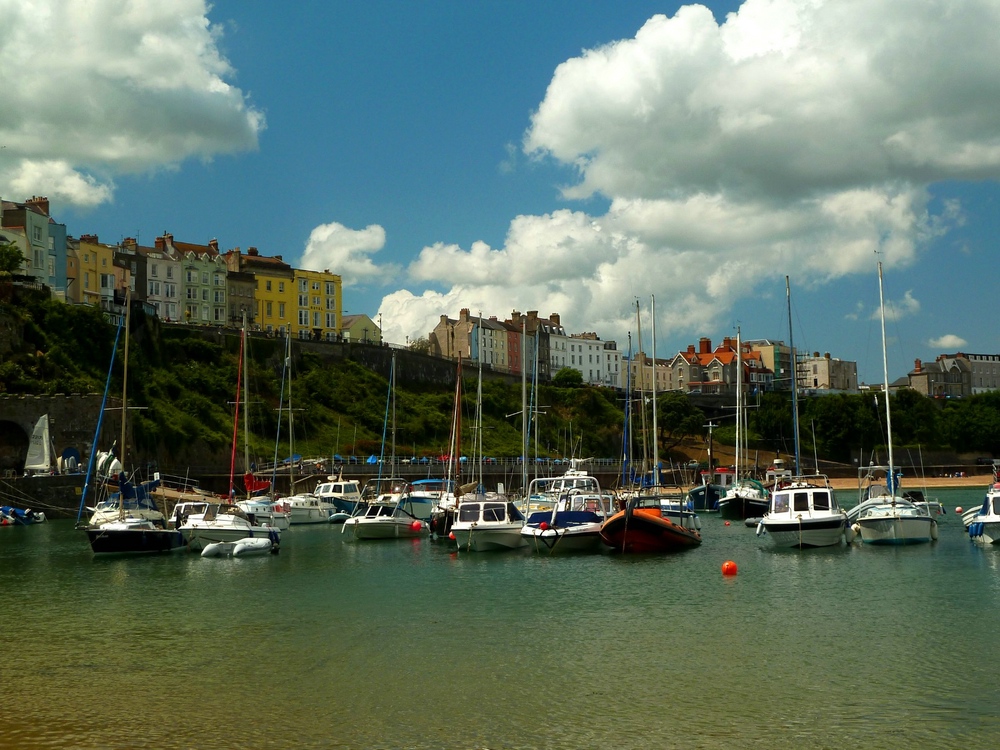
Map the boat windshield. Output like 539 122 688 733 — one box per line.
458 504 482 522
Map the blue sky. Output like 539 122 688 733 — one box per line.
2 0 999 385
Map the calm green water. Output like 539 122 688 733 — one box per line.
1 487 997 750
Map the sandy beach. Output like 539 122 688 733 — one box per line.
825 473 991 491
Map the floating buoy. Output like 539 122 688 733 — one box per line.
956 506 964 514
721 560 738 576
448 531 456 540
724 520 731 527
410 520 422 531
539 521 549 531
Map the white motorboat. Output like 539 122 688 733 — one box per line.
966 480 1000 544
284 492 336 525
201 537 275 557
758 475 848 548
235 496 291 529
175 502 281 552
342 499 428 540
314 477 363 520
521 472 612 553
451 499 526 551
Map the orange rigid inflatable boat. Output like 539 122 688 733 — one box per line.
600 501 702 553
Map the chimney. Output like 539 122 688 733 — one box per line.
155 236 165 251
914 358 923 374
440 315 449 325
248 247 259 256
26 196 50 216
699 337 711 355
80 233 98 244
687 344 696 355
814 352 820 358
275 255 282 261
550 313 560 326
208 238 219 253
825 352 830 359
459 308 470 321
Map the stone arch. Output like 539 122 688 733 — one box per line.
0 419 29 474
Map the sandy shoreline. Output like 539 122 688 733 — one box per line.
680 474 993 493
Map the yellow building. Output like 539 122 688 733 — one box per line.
75 234 123 308
292 268 342 341
224 247 295 335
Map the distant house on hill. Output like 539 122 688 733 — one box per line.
341 313 381 344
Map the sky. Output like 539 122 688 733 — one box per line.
2 0 1000 385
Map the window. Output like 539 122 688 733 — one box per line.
312 281 320 290
299 310 309 325
164 283 176 299
201 272 209 285
201 289 208 301
266 301 273 317
278 302 285 318
151 264 158 278
266 280 272 292
33 225 42 240
312 296 320 306
793 493 809 512
214 274 223 286
187 270 196 283
325 282 335 295
148 281 160 296
298 294 308 306
326 297 336 310
313 311 321 327
167 266 173 279
326 312 336 328
187 288 197 300
214 290 224 304
299 279 308 292
278 282 285 293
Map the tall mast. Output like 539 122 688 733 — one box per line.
118 289 131 521
650 294 659 487
521 318 527 494
734 325 742 482
877 261 895 487
786 276 802 476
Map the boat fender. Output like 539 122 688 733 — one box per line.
844 524 856 544
755 521 765 537
850 523 861 540
930 521 938 541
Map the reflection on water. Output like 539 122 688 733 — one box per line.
0 488 997 748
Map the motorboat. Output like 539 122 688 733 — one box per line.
284 492 336 525
314 476 364 519
342 497 428 540
966 480 1000 544
0 506 46 525
87 517 186 555
451 499 526 552
174 502 281 552
600 491 702 553
86 472 166 528
717 477 769 520
757 475 848 548
235 496 291 529
521 472 612 553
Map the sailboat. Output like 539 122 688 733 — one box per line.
846 262 937 545
232 324 291 529
23 414 57 476
86 291 186 554
757 277 849 548
717 327 769 520
601 295 702 553
343 351 427 540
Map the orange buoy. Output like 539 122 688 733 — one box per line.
410 520 422 531
955 506 964 514
721 560 738 576
724 520 731 526
448 531 456 540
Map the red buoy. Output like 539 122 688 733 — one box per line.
410 520 422 531
722 560 738 576
724 520 731 526
956 506 964 514
539 521 549 531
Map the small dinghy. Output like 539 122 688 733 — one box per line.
201 536 276 557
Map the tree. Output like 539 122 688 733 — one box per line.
552 367 583 387
407 336 432 354
0 239 26 275
655 391 705 453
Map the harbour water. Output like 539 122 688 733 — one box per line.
2 487 998 749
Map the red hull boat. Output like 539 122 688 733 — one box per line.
600 504 702 553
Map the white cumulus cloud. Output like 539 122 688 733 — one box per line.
928 334 968 350
371 0 1000 345
0 0 263 208
300 222 397 286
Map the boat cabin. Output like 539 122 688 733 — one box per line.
457 502 525 524
769 483 840 516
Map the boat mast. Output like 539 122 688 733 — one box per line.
477 314 484 491
735 325 742 483
786 276 802 476
877 261 895 491
118 289 131 522
650 294 659 488
521 318 528 496
228 319 245 499
635 299 649 482
242 316 251 492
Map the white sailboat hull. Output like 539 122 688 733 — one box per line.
857 512 936 545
